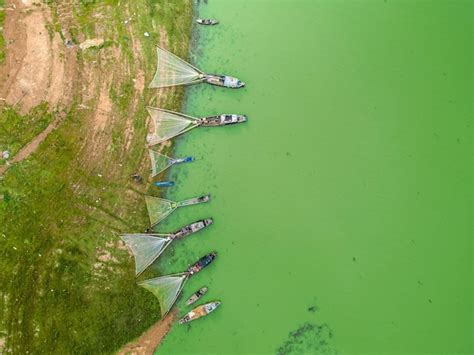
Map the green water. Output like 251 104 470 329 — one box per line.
153 0 473 353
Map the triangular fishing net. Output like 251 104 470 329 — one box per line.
149 150 173 177
149 46 204 88
149 150 194 177
145 196 176 226
147 107 197 145
139 274 188 316
121 234 172 276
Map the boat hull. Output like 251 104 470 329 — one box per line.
179 301 221 324
173 218 213 240
196 19 219 25
204 75 245 88
187 252 217 275
202 114 247 126
185 286 209 306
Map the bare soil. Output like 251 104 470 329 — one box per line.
118 309 178 355
0 0 76 113
0 0 77 174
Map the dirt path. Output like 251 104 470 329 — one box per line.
118 309 178 355
0 113 63 175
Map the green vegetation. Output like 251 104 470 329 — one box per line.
0 0 5 63
0 103 55 165
0 0 193 353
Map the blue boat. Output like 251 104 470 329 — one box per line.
154 181 175 187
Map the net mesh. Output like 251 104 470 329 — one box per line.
147 107 196 145
139 274 188 316
149 150 173 177
145 196 176 226
149 46 204 88
121 234 171 275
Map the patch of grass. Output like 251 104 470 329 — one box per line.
0 107 159 353
109 80 134 115
0 103 55 165
0 0 5 63
0 0 193 353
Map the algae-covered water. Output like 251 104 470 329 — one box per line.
154 0 472 353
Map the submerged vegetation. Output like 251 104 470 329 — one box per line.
276 322 337 355
0 0 192 353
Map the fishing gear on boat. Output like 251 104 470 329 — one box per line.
146 107 247 145
145 194 210 226
149 150 194 177
149 46 245 89
121 219 213 276
139 252 218 316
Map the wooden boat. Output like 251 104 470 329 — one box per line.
187 252 217 275
178 301 221 324
186 286 209 306
201 114 247 126
203 74 245 88
150 46 245 89
172 218 213 240
196 18 219 25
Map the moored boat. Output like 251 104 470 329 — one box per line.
202 74 245 88
185 286 209 306
178 301 221 324
154 181 175 187
196 18 219 25
201 114 247 126
187 252 217 275
149 46 246 89
172 218 213 240
146 107 248 145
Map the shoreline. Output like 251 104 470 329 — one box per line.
117 309 178 355
116 2 198 354
0 0 194 353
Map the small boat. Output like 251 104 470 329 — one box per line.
150 46 245 89
154 181 175 187
187 251 217 275
139 253 218 317
186 286 209 306
173 218 213 240
172 156 194 164
200 114 247 126
178 301 221 324
202 74 245 88
196 18 219 26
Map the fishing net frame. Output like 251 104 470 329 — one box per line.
145 196 177 227
147 107 200 146
139 273 189 317
149 45 205 88
120 234 173 276
149 150 174 177
148 150 194 177
145 195 210 227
